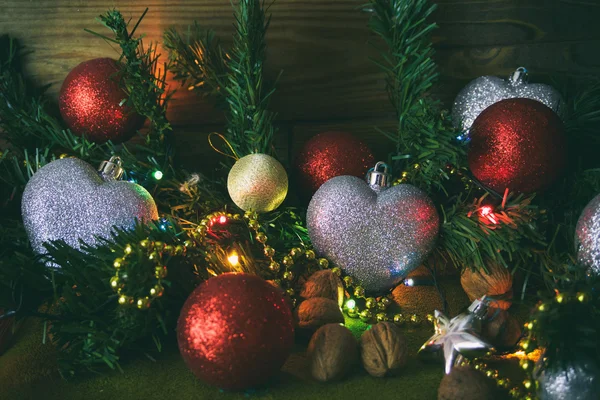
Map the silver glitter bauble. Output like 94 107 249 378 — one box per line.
536 356 600 400
227 153 288 213
575 193 600 278
22 157 158 260
452 67 563 135
306 162 439 294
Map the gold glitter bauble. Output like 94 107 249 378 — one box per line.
227 154 288 213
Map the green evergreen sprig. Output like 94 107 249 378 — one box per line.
165 0 278 159
365 0 439 169
437 192 546 275
526 281 600 368
164 23 228 102
43 222 201 377
85 8 174 166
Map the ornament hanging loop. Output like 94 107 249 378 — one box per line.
508 67 528 86
98 156 124 181
366 161 391 188
208 132 240 161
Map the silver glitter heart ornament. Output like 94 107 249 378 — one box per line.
307 162 439 294
575 193 600 278
452 67 563 135
22 157 158 260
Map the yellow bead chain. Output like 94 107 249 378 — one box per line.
111 238 194 309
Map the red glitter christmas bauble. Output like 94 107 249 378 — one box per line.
296 131 375 194
59 58 144 144
177 273 294 390
468 98 566 194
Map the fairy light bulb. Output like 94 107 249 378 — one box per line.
228 251 240 267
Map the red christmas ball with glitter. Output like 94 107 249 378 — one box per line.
296 131 375 194
59 58 144 144
177 273 294 390
468 98 566 194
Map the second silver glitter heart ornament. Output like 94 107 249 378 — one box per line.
452 67 563 136
575 193 600 278
306 162 439 294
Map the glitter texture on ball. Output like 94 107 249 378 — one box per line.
59 58 145 144
468 98 566 194
575 193 600 278
177 273 294 390
21 158 158 260
227 153 288 213
306 168 439 294
295 131 375 195
452 67 563 135
536 356 600 400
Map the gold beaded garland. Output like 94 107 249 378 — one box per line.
192 210 337 311
110 235 193 310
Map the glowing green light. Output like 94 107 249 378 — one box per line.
153 170 164 180
346 299 356 310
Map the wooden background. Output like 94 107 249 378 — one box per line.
1 0 599 170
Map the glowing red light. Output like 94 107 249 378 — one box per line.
218 216 228 224
479 206 498 224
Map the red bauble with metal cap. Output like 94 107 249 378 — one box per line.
468 98 566 194
59 58 145 144
177 273 294 390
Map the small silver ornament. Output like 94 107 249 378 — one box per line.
575 193 600 278
419 297 494 374
452 67 564 135
536 356 600 400
22 157 158 261
306 162 439 294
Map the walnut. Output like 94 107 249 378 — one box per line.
438 366 500 400
299 270 344 306
461 262 513 310
308 323 358 382
360 322 409 377
294 297 344 330
481 308 522 349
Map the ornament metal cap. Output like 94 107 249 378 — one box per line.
366 162 391 188
98 156 124 181
508 67 528 85
467 296 490 320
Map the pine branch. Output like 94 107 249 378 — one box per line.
163 1 278 159
365 0 439 165
437 192 548 277
164 23 228 102
225 0 278 157
86 9 174 159
528 279 600 368
42 222 202 377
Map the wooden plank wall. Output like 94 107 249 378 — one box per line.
1 0 599 171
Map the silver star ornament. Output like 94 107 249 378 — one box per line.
419 298 494 374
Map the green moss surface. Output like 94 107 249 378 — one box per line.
0 279 527 400
1 316 444 400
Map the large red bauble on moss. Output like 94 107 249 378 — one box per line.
468 98 566 194
296 131 375 194
177 273 294 390
59 58 144 144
